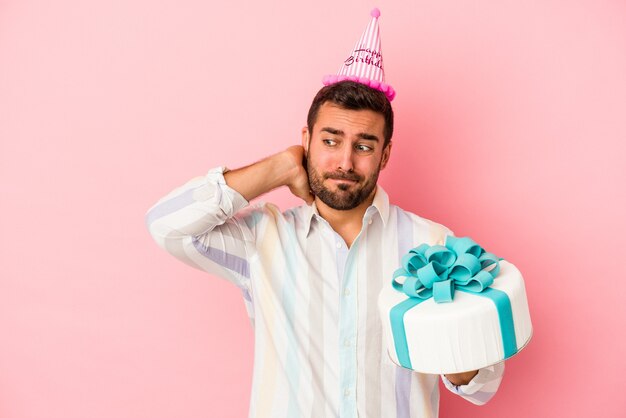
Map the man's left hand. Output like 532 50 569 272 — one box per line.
444 370 479 386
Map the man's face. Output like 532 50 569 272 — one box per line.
303 102 391 211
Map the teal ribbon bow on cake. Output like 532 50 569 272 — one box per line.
392 236 501 303
389 236 518 370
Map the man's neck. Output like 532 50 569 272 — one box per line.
315 191 376 248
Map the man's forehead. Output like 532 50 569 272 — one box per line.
314 103 385 133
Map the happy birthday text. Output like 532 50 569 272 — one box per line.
344 47 384 69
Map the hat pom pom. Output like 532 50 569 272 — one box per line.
370 8 381 18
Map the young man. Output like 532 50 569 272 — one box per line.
146 81 504 417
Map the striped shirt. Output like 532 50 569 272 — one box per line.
146 167 504 418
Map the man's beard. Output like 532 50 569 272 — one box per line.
307 154 381 211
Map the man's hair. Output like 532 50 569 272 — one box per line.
306 81 394 147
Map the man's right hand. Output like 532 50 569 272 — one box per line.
283 146 314 205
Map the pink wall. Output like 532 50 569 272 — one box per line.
1 0 625 417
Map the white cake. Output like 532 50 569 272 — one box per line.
378 260 532 374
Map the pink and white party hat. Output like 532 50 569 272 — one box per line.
322 8 395 101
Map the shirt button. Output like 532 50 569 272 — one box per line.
368 219 373 225
336 242 342 249
344 388 351 397
344 288 351 296
344 339 351 347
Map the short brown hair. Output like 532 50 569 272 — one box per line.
306 81 394 147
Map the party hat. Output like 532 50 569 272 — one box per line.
322 8 395 101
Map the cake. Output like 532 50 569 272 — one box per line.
378 237 533 374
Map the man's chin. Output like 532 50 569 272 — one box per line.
315 191 363 211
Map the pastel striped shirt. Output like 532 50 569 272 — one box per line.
146 167 504 418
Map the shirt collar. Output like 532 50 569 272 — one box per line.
304 185 390 237
304 201 321 237
370 185 390 226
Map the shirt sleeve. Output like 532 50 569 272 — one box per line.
145 166 256 290
441 362 505 405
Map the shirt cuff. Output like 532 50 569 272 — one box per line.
441 362 505 405
442 364 500 394
205 166 249 215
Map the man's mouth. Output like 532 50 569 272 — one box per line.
329 177 356 183
325 173 360 183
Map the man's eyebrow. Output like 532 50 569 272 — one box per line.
357 133 380 142
320 127 380 142
320 127 344 136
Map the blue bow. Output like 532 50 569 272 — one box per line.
392 236 501 303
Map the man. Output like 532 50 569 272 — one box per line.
146 80 504 417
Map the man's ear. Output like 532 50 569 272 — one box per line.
380 141 392 169
301 127 310 154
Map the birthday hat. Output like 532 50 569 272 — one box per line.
322 8 395 101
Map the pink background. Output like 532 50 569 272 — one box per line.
1 0 625 417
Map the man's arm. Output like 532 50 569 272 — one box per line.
224 146 313 204
145 146 311 286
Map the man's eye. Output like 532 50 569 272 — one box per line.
356 144 373 152
323 139 337 146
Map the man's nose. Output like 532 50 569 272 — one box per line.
337 145 355 172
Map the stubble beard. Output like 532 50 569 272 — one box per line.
306 153 381 211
